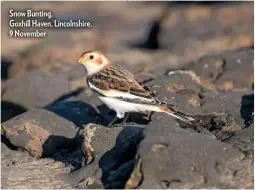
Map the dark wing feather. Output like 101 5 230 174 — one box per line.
87 64 160 103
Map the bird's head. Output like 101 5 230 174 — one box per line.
77 50 110 75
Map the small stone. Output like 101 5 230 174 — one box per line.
188 95 201 107
199 175 206 184
151 144 167 157
167 84 185 92
84 177 96 186
190 164 197 171
221 81 234 90
160 180 170 188
215 59 226 68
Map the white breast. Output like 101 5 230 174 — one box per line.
98 96 152 118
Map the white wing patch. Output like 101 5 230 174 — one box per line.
88 81 154 103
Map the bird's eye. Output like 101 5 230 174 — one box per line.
89 55 94 60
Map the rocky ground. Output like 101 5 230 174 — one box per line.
1 1 254 189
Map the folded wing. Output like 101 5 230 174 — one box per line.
87 64 161 104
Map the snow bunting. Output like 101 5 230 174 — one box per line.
77 50 195 126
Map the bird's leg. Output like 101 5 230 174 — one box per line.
108 112 130 127
107 116 119 127
148 111 154 122
120 113 130 124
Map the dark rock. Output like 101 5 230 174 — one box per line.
1 142 33 170
240 92 254 127
1 142 35 188
69 123 144 189
45 101 102 128
137 116 252 188
69 124 125 186
190 49 254 90
144 69 253 134
225 123 254 157
160 3 253 58
2 69 71 110
1 101 101 157
1 57 13 80
99 125 144 189
198 90 253 127
1 65 88 111
103 159 136 189
144 70 218 115
1 148 73 189
125 157 143 189
1 101 27 123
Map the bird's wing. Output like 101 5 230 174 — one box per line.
87 64 161 104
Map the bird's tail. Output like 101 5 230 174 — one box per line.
159 105 195 124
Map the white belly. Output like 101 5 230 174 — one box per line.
98 96 153 118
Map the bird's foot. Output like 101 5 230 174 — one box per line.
107 116 119 127
119 113 130 124
107 113 148 128
114 122 146 128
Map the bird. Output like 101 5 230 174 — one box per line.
77 50 195 126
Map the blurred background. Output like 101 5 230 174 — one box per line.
2 1 254 80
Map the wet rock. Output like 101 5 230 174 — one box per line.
137 116 253 188
1 101 101 157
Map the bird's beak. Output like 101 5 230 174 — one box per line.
77 57 85 64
